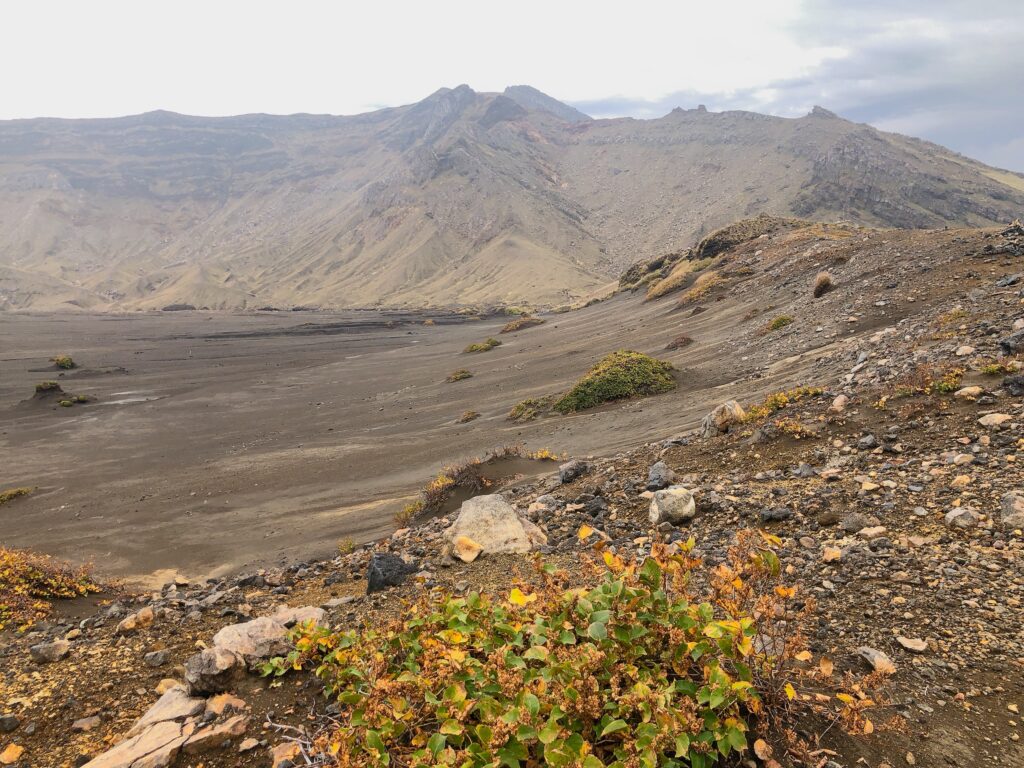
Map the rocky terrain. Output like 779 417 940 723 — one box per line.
2 219 1023 766
2 85 1024 311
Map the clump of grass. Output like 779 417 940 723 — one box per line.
393 500 424 527
464 337 501 353
554 350 676 414
742 386 824 423
665 333 694 350
262 532 815 768
645 258 716 301
446 369 473 383
875 364 965 408
508 395 557 423
812 271 835 298
500 316 546 333
59 400 73 407
422 318 436 326
0 487 34 506
1 547 102 630
502 306 531 316
50 355 76 370
527 447 562 460
676 270 721 306
456 410 480 423
35 381 62 393
976 356 1020 376
337 538 356 555
763 315 794 333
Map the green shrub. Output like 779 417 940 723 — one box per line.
35 381 62 393
1 546 101 630
554 351 675 413
501 316 546 333
0 487 34 506
764 315 793 333
508 396 557 423
447 369 474 383
51 355 76 370
464 338 502 354
263 533 798 768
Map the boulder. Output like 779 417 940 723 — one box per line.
1000 492 1024 530
127 687 204 738
645 461 676 490
978 413 1012 428
269 605 326 627
953 386 984 400
445 494 547 558
211 617 289 666
184 647 243 694
558 460 591 484
1004 374 1024 397
30 638 70 664
649 486 696 525
944 507 980 529
82 719 187 768
366 553 417 594
830 394 848 412
998 330 1024 355
116 606 155 636
700 400 746 437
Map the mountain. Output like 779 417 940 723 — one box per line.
1 85 1023 311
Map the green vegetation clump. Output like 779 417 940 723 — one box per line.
464 338 502 354
554 351 675 414
446 369 474 383
51 355 76 370
1 547 101 630
59 400 73 407
262 533 803 768
764 315 794 333
742 386 824 423
500 316 546 333
508 396 557 423
35 381 62 393
0 487 34 506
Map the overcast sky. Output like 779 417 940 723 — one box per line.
3 1 1022 171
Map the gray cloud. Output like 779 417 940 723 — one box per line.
571 1 1024 172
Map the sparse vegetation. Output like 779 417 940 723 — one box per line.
336 538 355 555
457 410 480 423
676 271 721 306
645 257 715 301
763 315 794 333
665 333 694 350
742 386 824 423
423 318 436 326
51 354 76 370
500 316 546 333
554 350 675 413
35 381 62 393
394 500 424 527
464 337 502 353
446 369 473 382
0 487 34 506
1 547 102 630
508 395 557 423
875 364 965 407
812 271 835 298
262 532 805 768
694 214 806 258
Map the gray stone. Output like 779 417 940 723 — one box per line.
30 638 70 664
759 506 793 523
127 686 204 738
558 460 591 484
211 617 289 665
944 507 980 529
366 553 416 594
269 605 326 627
998 330 1024 355
0 714 18 733
649 486 696 525
1004 374 1024 397
1000 492 1024 530
82 719 187 768
143 650 169 668
645 461 676 490
184 647 242 694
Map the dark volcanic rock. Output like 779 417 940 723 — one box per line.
366 553 416 594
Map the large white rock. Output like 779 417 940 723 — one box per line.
701 401 746 437
127 687 204 738
211 617 290 665
1001 492 1024 530
446 494 546 558
649 486 696 525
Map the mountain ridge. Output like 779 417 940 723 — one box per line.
1 85 1022 311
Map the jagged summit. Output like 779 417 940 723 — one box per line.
1 85 1023 311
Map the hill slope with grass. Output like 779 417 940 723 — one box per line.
2 88 1024 311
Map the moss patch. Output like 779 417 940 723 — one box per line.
554 350 676 413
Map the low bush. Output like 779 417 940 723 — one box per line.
874 365 965 407
763 315 793 333
51 355 76 370
464 338 502 354
394 500 424 527
742 387 824 423
554 351 675 413
447 369 474 383
676 271 722 306
0 487 33 506
457 410 481 423
263 532 803 768
665 334 695 350
35 381 62 393
508 396 557 423
500 316 546 333
0 547 101 630
812 271 835 298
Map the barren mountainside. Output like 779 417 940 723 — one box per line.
1 85 1023 311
